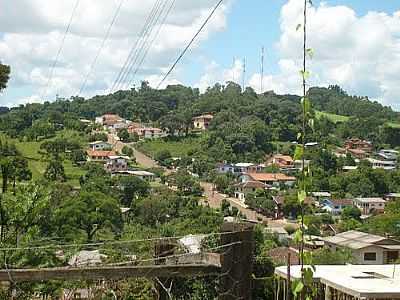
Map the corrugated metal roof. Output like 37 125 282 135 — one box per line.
323 230 398 250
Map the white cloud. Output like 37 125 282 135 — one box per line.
0 0 230 106
194 59 244 92
248 0 400 110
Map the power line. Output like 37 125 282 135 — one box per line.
126 0 176 89
156 0 224 89
109 0 164 93
41 0 80 101
79 0 125 96
116 0 165 91
0 231 242 252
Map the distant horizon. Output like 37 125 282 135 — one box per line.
2 83 399 113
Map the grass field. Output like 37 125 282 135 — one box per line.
387 121 400 129
315 110 400 128
315 110 350 123
2 131 86 187
137 136 203 158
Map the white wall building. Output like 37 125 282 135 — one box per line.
324 230 400 265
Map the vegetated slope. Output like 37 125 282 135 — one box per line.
1 82 400 163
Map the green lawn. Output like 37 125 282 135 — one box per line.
387 122 400 129
3 131 87 187
315 110 350 123
137 136 202 158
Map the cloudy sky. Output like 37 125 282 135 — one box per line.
1 0 400 110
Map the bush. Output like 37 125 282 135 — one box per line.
122 145 134 157
155 150 172 165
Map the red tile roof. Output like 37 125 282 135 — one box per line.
247 173 296 182
86 150 116 157
331 199 353 206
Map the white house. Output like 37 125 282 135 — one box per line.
367 158 397 170
323 230 400 265
114 170 155 181
378 149 398 161
217 163 263 175
275 264 400 299
88 141 113 151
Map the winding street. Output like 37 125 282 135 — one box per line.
108 133 270 223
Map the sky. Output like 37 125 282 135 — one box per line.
1 0 400 110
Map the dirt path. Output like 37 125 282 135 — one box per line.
201 182 268 223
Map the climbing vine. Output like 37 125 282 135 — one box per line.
292 0 316 299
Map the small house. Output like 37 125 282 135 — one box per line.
86 150 116 162
131 127 164 139
322 198 353 215
367 158 397 170
240 173 296 188
114 170 155 181
105 155 130 173
267 154 294 168
353 197 386 215
88 141 113 151
323 230 400 264
192 114 213 130
344 138 373 152
95 113 124 127
275 264 400 299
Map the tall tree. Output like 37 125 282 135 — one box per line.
0 63 10 92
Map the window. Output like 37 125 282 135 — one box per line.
364 252 377 261
387 251 399 262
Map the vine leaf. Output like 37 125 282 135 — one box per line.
308 118 314 130
294 145 304 160
293 281 304 297
298 190 306 203
301 97 311 114
293 229 303 243
306 48 314 59
300 70 311 80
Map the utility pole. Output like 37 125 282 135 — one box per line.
232 57 236 83
260 46 264 94
242 57 246 92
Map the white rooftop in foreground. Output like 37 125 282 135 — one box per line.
275 264 400 299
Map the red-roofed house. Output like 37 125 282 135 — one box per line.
267 154 294 168
240 173 296 188
344 138 373 152
95 114 124 127
86 150 116 162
